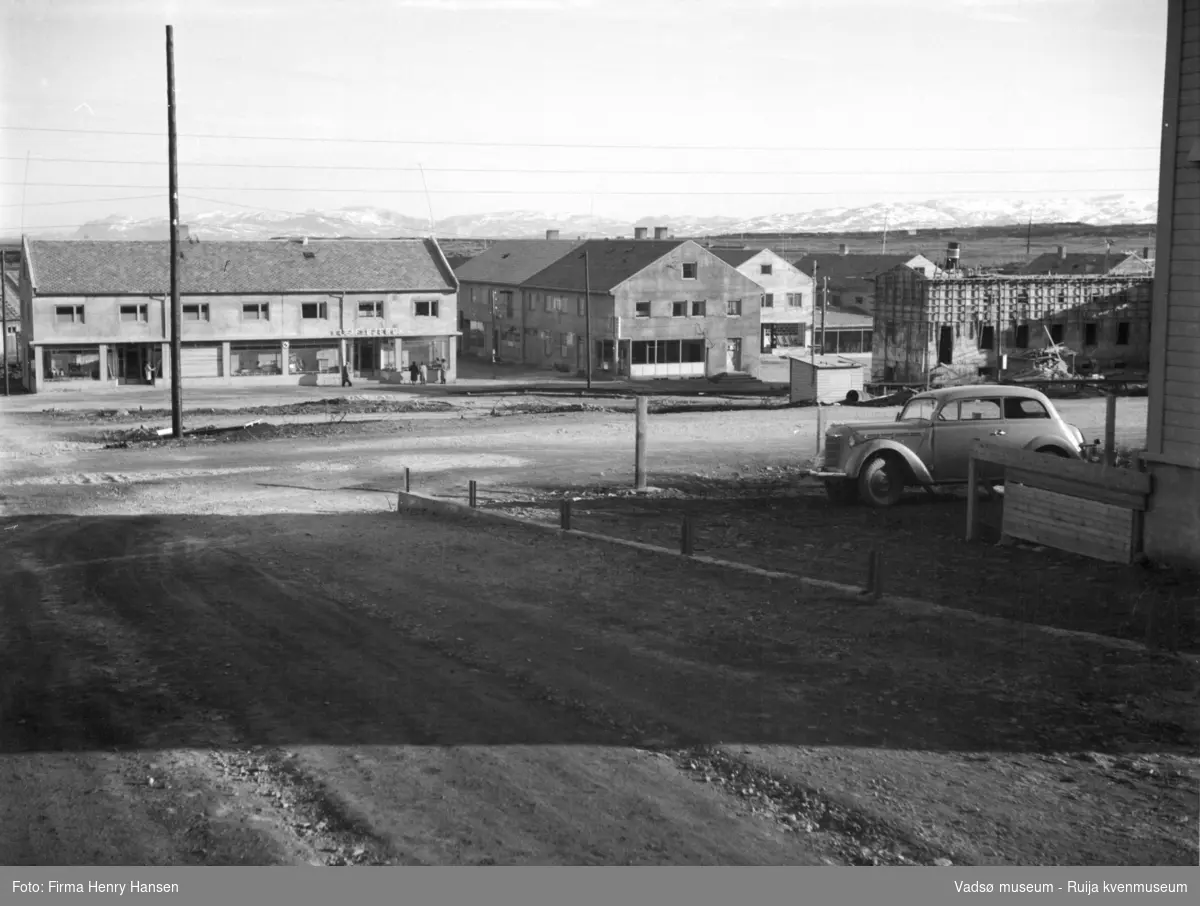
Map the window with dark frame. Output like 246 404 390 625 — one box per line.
55 305 85 324
358 301 383 318
691 300 706 317
634 302 651 318
727 299 742 316
1084 323 1098 346
763 294 774 308
182 304 209 321
1015 324 1030 348
415 299 439 317
1116 321 1130 345
301 302 328 320
787 293 802 307
671 301 686 317
760 264 773 275
120 304 148 323
1050 323 1064 344
979 325 995 350
682 262 697 279
242 302 269 320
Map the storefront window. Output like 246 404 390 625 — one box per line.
400 337 449 368
287 341 339 374
43 346 100 380
231 344 283 376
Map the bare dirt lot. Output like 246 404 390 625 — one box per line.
1 391 1197 866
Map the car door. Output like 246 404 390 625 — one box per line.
1001 395 1055 449
932 397 1005 481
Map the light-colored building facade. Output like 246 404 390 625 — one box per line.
522 238 766 379
710 248 814 353
793 249 939 315
1143 0 1200 569
3 267 19 369
871 259 1154 384
18 238 459 392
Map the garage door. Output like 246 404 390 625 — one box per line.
181 344 222 378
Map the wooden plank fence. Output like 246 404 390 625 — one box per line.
966 442 1153 564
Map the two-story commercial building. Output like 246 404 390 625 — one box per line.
18 236 459 392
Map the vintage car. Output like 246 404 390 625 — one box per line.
809 385 1087 507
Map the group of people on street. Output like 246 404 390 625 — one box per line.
407 357 447 385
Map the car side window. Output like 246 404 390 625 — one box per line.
936 402 960 422
959 398 1002 420
1004 397 1051 419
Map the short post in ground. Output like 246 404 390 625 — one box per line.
862 549 883 600
1104 393 1117 467
680 514 694 556
560 498 572 531
404 467 411 493
816 403 824 459
965 452 979 541
468 479 478 508
634 395 648 490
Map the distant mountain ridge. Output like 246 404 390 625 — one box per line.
37 193 1159 241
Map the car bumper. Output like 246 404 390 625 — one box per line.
809 470 849 480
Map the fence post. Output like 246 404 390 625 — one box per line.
816 404 824 458
1104 393 1117 467
560 498 572 531
634 395 648 490
863 549 878 598
681 514 694 556
468 479 477 508
965 452 979 541
404 467 411 493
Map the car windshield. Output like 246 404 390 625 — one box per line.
899 398 937 421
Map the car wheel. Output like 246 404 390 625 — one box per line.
1036 446 1069 457
857 456 906 507
824 478 858 504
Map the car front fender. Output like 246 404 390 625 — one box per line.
844 439 935 484
1024 434 1084 459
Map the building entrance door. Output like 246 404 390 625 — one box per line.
114 344 158 384
725 338 742 372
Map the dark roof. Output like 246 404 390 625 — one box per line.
523 239 688 292
792 253 928 282
1017 252 1119 275
452 239 583 286
710 248 761 267
3 270 18 321
818 307 874 329
24 239 457 295
445 254 475 270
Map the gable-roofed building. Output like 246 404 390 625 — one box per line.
452 233 583 361
521 237 765 379
1018 246 1156 277
793 248 939 315
711 247 814 354
18 236 459 392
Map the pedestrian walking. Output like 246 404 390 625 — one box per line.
418 362 428 384
341 364 353 388
143 361 154 386
409 362 419 384
437 357 447 384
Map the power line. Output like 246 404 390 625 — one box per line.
0 125 1161 153
0 193 163 209
0 155 1159 176
0 182 1160 196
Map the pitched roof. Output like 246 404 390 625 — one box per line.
1017 252 1117 276
792 253 927 281
24 239 457 295
3 269 18 321
710 248 761 267
452 239 583 286
523 239 687 292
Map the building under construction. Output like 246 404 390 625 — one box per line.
872 242 1154 384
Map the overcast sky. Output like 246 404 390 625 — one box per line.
0 0 1169 233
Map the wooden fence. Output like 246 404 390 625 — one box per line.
966 442 1153 564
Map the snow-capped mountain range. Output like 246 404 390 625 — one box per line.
49 193 1157 241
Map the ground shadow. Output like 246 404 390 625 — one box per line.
0 512 1195 758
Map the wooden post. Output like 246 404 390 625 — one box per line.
559 498 572 531
681 515 694 556
634 395 648 489
165 25 184 439
2 256 9 397
1104 393 1117 467
404 467 411 493
468 479 477 508
816 403 825 457
965 452 979 541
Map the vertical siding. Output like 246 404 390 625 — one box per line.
1154 0 1200 462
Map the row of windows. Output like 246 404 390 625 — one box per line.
52 299 442 325
973 321 1132 349
762 293 803 308
634 299 743 318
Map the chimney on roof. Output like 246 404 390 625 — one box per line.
1057 245 1065 260
634 227 648 240
944 241 961 272
546 229 560 240
654 226 669 240
839 243 849 255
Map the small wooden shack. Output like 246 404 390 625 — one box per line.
786 353 865 405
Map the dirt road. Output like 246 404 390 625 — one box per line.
1 395 1194 866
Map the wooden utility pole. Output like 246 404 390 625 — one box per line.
166 25 183 439
810 260 818 350
820 276 829 355
634 395 648 489
583 249 592 391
